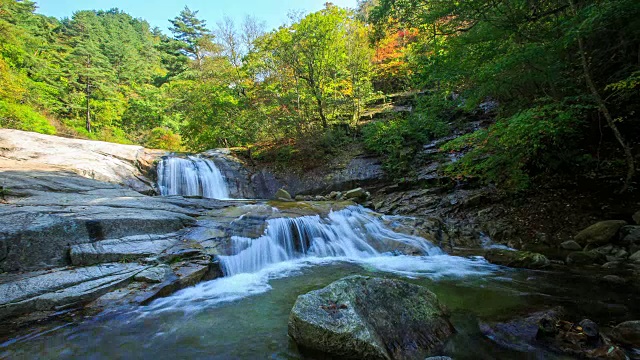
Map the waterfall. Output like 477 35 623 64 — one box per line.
157 156 230 199
219 206 443 276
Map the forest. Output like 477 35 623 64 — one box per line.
1 0 639 191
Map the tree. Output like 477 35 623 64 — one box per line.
63 11 114 133
169 6 213 67
266 5 373 129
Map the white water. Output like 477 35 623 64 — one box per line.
219 206 443 276
157 156 230 199
143 205 500 313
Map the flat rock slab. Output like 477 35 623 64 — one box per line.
0 263 146 320
0 204 194 272
70 234 180 266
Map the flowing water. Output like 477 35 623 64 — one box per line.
3 167 639 359
3 252 637 360
157 156 230 199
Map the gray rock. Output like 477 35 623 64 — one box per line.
344 187 368 200
0 202 194 272
484 249 550 269
560 240 582 251
288 275 454 360
134 265 172 283
620 225 640 245
481 308 626 358
0 263 145 320
274 188 292 201
0 129 161 194
602 275 626 285
601 261 622 269
629 250 640 262
578 319 599 340
137 260 213 305
574 220 627 246
610 320 640 347
70 234 179 266
633 211 640 225
566 251 605 266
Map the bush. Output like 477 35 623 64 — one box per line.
145 127 183 151
0 100 56 134
442 102 582 190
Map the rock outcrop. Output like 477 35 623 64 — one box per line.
251 153 384 199
288 275 454 360
0 129 163 193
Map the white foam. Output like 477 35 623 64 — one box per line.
157 156 230 199
143 254 499 314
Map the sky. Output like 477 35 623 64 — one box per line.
34 0 360 33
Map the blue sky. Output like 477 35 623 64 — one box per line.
35 0 360 33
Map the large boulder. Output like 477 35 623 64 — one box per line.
610 320 640 348
484 249 550 269
288 275 454 360
566 251 606 266
574 220 627 246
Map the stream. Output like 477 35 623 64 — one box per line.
2 155 638 359
3 247 638 359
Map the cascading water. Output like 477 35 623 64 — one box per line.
219 206 443 276
157 156 230 199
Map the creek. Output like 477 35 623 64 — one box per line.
2 155 638 359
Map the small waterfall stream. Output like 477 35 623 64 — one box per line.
219 206 443 275
157 156 230 199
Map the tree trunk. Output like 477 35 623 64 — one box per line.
315 94 328 129
85 79 91 133
570 0 634 192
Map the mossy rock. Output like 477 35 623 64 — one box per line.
484 249 550 269
288 275 454 360
574 220 627 246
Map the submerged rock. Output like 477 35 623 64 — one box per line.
574 220 627 246
288 275 454 360
484 249 550 269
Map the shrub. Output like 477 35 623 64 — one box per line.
145 127 183 151
442 101 582 190
363 112 449 177
0 100 56 134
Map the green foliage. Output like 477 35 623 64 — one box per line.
366 0 640 189
145 127 183 151
442 102 583 190
0 99 55 134
363 99 449 177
